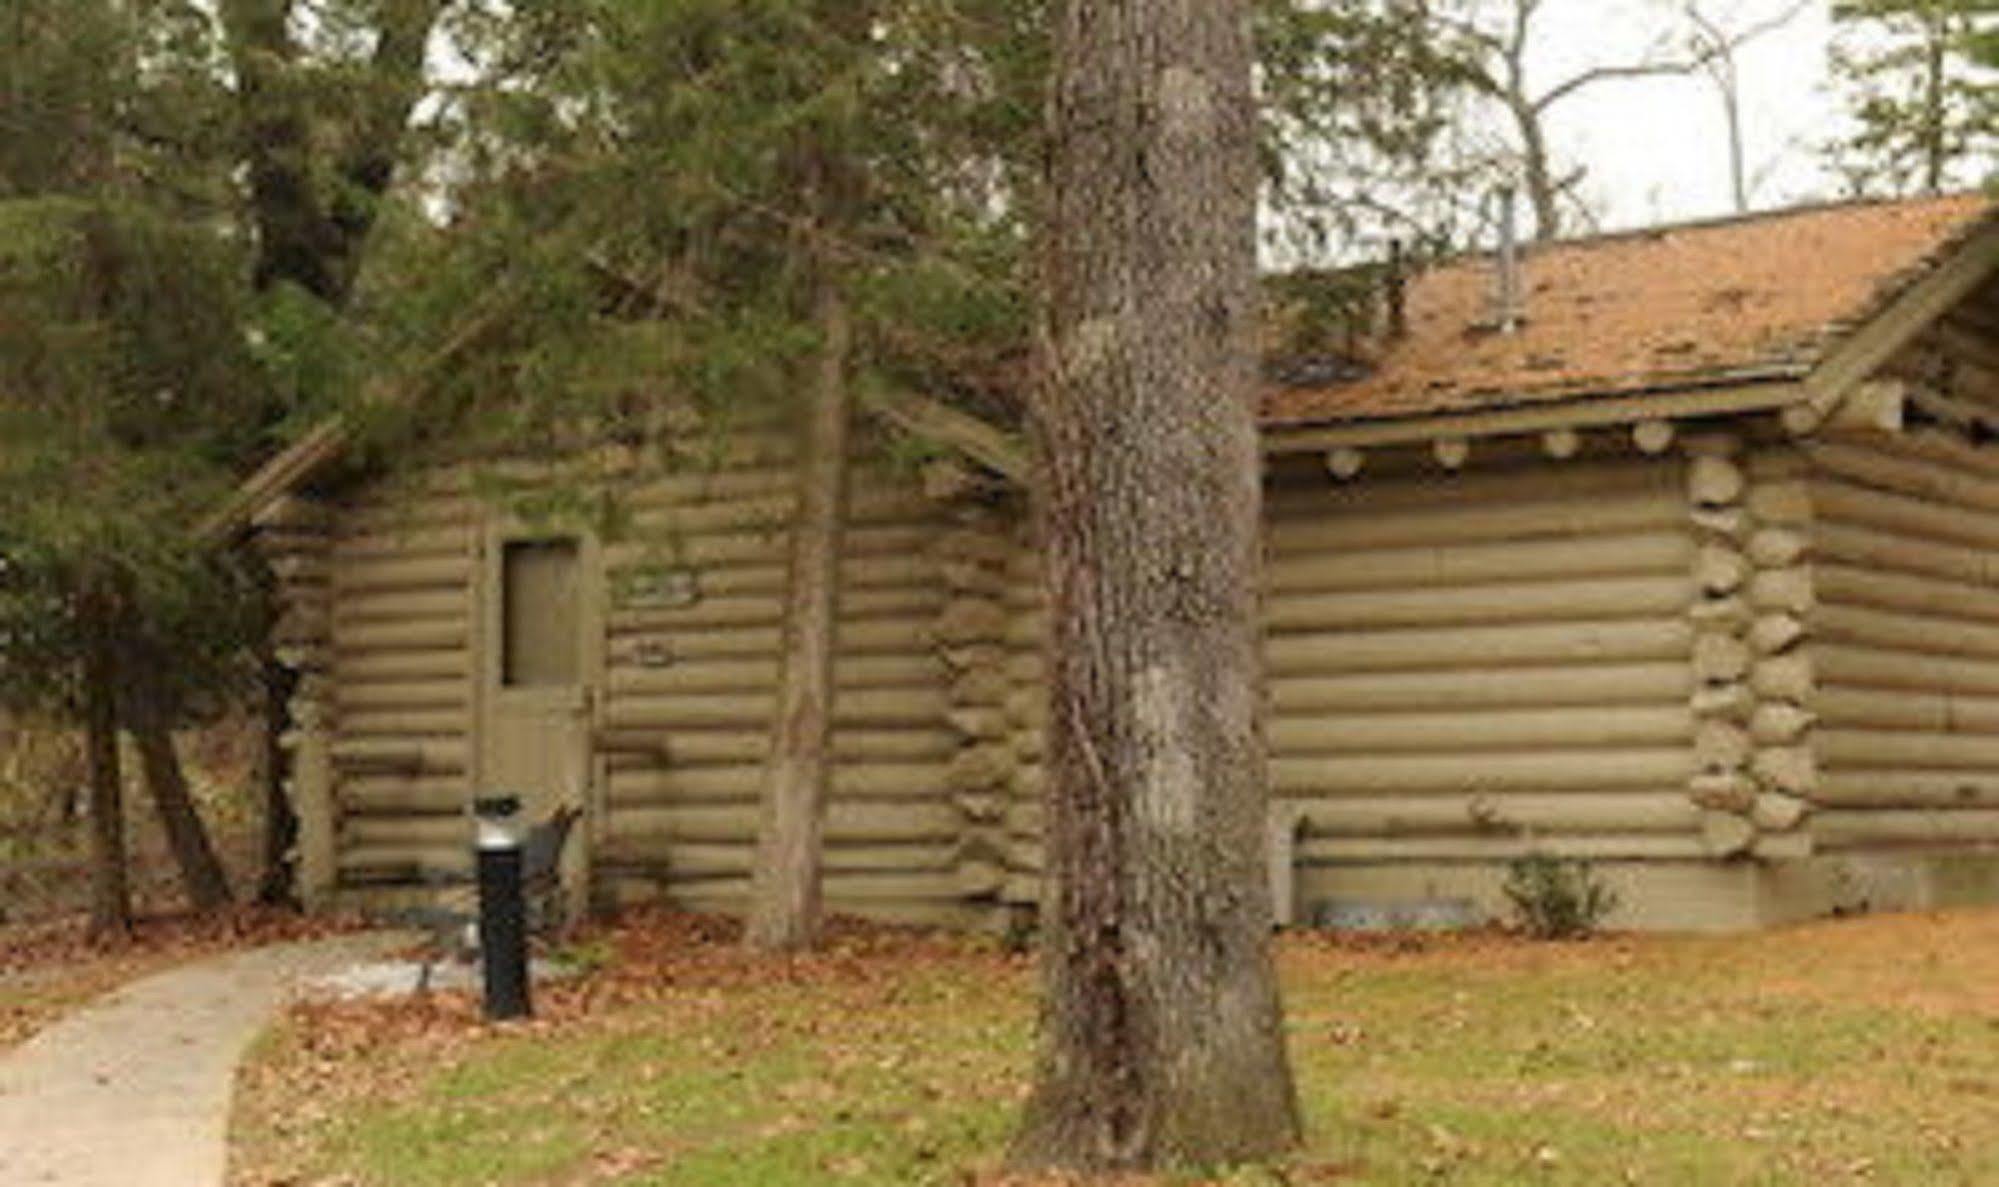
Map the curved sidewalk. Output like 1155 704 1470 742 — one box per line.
0 932 400 1187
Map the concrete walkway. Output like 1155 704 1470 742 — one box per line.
0 932 402 1187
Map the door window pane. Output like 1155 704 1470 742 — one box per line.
502 539 579 687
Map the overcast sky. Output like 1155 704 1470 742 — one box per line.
1530 0 1844 231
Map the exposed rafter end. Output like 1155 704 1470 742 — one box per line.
1788 378 1906 436
194 416 354 546
1261 379 1802 457
1632 419 1675 455
1324 447 1364 480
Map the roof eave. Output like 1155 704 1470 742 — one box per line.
1261 371 1809 455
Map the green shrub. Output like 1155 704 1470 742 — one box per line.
1502 852 1619 940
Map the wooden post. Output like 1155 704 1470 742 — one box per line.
561 712 594 929
293 694 337 909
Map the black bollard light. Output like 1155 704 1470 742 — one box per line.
473 794 532 1020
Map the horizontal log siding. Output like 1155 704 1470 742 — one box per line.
597 444 965 922
1805 431 1999 851
326 473 479 885
1002 456 1703 895
1267 458 1700 862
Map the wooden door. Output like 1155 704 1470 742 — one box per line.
477 531 603 923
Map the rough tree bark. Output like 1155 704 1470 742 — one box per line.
80 583 130 940
744 275 855 952
1008 0 1302 1172
128 683 233 912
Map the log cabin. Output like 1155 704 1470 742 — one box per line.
212 192 1999 932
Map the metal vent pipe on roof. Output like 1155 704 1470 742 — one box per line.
1495 186 1524 334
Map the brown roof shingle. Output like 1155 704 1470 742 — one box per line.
1262 193 1997 429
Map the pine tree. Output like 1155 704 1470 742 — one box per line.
213 0 455 906
0 1 295 930
1257 1 1495 258
0 199 272 932
1827 0 1999 195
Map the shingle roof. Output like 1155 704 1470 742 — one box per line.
1262 193 1997 429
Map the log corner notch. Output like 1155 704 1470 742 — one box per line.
251 494 340 909
1783 377 1907 436
931 506 1016 927
1683 436 1818 861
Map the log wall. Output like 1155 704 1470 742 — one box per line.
305 433 999 926
283 414 1999 927
322 471 481 886
1267 457 1705 869
592 433 992 927
1000 454 1710 910
1802 429 1999 851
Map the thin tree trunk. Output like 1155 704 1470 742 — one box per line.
744 276 854 953
80 586 129 940
129 696 233 913
1923 20 1947 195
1513 95 1561 241
1009 0 1301 1172
1723 77 1747 213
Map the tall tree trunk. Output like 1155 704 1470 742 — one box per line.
1923 18 1947 195
1009 0 1301 1173
80 586 130 940
255 650 300 907
1512 94 1561 242
1722 77 1748 213
221 0 444 304
128 686 233 912
744 276 854 953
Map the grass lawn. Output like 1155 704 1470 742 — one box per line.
229 908 1999 1186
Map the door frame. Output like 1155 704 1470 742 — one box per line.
470 517 606 924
